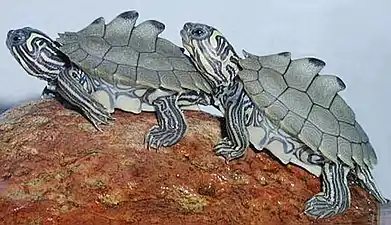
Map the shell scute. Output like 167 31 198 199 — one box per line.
104 46 139 66
78 17 105 37
284 58 325 91
128 20 164 53
307 75 346 108
104 10 139 46
258 67 287 98
257 51 291 74
280 111 305 136
239 52 378 169
56 11 207 94
139 52 173 71
278 88 312 118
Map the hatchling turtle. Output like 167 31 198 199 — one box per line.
6 10 214 149
180 22 388 218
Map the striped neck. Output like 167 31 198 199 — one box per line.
58 65 95 95
66 65 95 94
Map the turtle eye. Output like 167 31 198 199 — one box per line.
191 27 206 38
13 35 22 42
10 31 27 45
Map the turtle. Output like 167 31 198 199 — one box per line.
5 10 214 149
180 22 388 218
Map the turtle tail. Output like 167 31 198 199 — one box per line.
355 165 389 204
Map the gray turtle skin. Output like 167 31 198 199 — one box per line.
180 22 388 219
5 10 213 149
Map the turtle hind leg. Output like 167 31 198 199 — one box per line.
305 162 351 219
355 165 389 204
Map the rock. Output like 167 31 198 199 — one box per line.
0 99 379 225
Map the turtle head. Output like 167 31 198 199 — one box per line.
180 22 241 89
6 27 69 82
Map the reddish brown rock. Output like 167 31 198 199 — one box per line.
0 99 379 225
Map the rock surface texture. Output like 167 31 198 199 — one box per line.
0 100 379 225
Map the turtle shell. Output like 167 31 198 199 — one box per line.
56 11 211 95
238 50 377 171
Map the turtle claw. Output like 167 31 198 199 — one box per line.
41 92 56 100
89 115 113 131
41 83 57 99
145 125 161 149
304 193 346 219
214 138 246 161
144 135 158 151
145 125 183 149
84 102 114 131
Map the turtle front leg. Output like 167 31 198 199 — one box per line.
56 68 113 130
145 92 211 149
305 162 351 218
215 81 250 161
145 95 187 149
